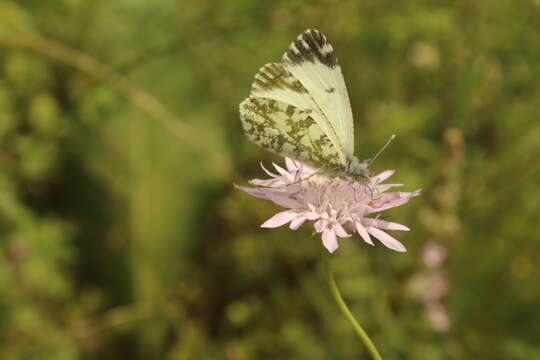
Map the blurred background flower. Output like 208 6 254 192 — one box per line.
0 1 539 359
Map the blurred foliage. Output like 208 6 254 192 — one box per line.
1 0 540 359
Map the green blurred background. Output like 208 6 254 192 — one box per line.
1 1 539 359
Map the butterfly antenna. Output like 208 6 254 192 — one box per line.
368 134 396 166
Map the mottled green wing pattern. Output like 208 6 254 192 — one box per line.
248 62 346 165
251 62 307 95
239 97 343 169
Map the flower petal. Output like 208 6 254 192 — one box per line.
363 218 410 231
372 170 395 184
285 157 300 172
367 190 421 213
272 163 290 177
265 191 301 208
234 184 270 200
290 215 307 230
305 210 319 221
260 162 278 177
287 157 316 175
376 183 403 192
367 227 407 252
249 178 281 187
322 229 339 253
333 222 351 238
355 222 374 245
261 210 298 228
314 218 328 233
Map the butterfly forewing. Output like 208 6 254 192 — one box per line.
282 29 355 156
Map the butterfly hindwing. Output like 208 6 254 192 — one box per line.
239 97 343 170
249 62 346 165
282 29 355 156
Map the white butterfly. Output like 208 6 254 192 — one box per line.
239 29 371 180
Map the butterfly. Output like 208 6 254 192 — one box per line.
239 29 373 181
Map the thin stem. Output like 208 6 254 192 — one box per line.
325 258 383 360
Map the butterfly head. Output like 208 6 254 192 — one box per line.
344 134 396 182
344 155 371 181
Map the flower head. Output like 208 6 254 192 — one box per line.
236 158 421 253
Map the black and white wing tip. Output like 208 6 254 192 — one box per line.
282 29 338 68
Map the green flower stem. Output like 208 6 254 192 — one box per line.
326 258 383 360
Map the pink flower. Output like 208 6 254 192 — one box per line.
236 158 421 253
426 302 451 332
422 241 448 268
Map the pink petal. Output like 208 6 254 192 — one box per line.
287 157 315 174
285 157 300 172
290 215 307 230
265 191 301 208
260 162 278 177
314 218 328 233
368 190 421 213
355 222 374 245
333 223 351 238
234 184 270 200
319 197 330 212
272 163 290 177
372 170 395 184
376 184 403 192
363 218 410 231
322 229 339 253
306 210 320 221
367 227 407 252
249 178 280 187
261 210 298 228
